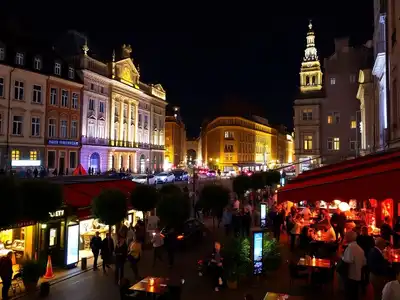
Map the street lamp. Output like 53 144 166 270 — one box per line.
146 158 150 184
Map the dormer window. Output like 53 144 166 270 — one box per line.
68 67 74 79
34 57 42 70
54 62 61 75
15 52 24 65
0 48 5 60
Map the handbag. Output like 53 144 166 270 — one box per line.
336 259 348 277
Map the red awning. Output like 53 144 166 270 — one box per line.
76 207 92 220
294 150 400 183
278 158 400 203
64 186 92 207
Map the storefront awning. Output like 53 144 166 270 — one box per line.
278 158 400 203
64 186 93 207
293 149 400 183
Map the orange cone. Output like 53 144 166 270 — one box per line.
43 255 54 279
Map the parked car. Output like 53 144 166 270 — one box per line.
155 172 175 183
108 172 132 180
132 174 156 185
172 170 189 182
160 219 206 248
206 170 216 177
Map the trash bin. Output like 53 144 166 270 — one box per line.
81 257 87 270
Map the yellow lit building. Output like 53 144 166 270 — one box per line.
201 116 293 172
164 107 186 169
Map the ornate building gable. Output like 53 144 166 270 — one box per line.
150 84 166 100
112 45 140 88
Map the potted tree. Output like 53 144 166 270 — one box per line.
157 185 190 229
223 237 251 288
21 258 46 294
263 234 282 273
226 263 238 289
232 175 251 200
199 184 230 229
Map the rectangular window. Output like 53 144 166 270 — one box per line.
12 150 20 160
303 135 313 150
123 105 128 118
12 115 23 135
68 67 74 79
328 137 340 150
350 140 357 151
54 62 61 75
31 117 40 136
350 120 357 129
130 105 134 120
0 112 2 134
15 52 24 65
100 86 104 94
30 150 37 160
69 152 77 169
72 93 79 109
32 85 42 103
61 90 68 107
99 101 105 113
50 88 57 105
98 124 104 138
14 80 24 100
224 131 234 139
138 114 142 128
88 122 95 137
330 77 336 85
301 108 312 121
0 77 4 97
0 48 4 60
71 120 77 138
144 116 148 129
328 112 340 124
47 151 56 169
89 99 95 111
60 120 68 138
48 118 56 138
34 57 41 70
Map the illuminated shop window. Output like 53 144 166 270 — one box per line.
12 150 20 160
30 151 37 160
351 120 356 129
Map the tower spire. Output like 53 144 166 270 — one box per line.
82 38 89 56
299 20 323 93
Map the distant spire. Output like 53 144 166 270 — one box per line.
304 19 317 62
82 38 89 56
112 49 116 62
308 19 312 30
137 64 140 74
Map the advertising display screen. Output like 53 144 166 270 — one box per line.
260 203 267 228
253 231 263 275
66 224 79 265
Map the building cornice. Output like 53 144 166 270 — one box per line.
82 69 112 84
49 76 83 88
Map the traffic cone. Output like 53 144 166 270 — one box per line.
43 255 54 279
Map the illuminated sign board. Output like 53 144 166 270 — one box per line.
48 140 79 147
252 231 264 275
260 203 267 228
66 224 79 266
49 210 64 218
12 160 41 167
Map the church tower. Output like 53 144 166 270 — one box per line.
299 20 323 93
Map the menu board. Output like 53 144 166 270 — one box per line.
67 225 79 265
253 231 263 275
260 203 267 228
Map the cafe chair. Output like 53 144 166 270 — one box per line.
11 272 23 295
287 260 308 287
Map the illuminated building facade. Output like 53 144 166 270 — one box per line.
294 21 371 174
201 116 293 172
165 106 186 169
61 34 166 174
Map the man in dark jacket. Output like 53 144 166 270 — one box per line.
114 236 128 285
90 231 102 270
101 233 114 274
368 237 391 300
331 208 346 242
0 252 13 300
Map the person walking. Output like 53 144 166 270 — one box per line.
101 233 114 274
128 239 142 281
164 228 177 268
114 236 128 285
0 252 13 300
152 228 164 267
90 231 102 271
222 207 232 236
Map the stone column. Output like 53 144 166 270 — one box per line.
119 101 124 141
127 103 132 143
135 105 139 143
110 96 116 140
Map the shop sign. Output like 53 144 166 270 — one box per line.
260 203 267 228
0 220 36 231
49 210 64 218
48 139 79 147
252 231 264 275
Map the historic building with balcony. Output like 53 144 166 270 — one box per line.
57 33 166 174
165 106 186 169
0 37 82 171
201 115 292 172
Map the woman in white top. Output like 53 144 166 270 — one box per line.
382 267 400 300
290 215 302 251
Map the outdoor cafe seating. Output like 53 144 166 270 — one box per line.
122 276 183 300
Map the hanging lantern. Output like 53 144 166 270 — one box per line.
339 202 350 212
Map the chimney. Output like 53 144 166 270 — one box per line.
334 37 350 53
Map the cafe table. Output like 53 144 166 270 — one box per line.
263 292 304 299
298 257 331 269
129 277 168 297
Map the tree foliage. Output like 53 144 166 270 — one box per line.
130 184 159 213
157 185 190 228
0 176 22 228
20 180 63 222
264 170 281 186
250 172 265 190
199 184 230 216
92 189 127 227
232 175 251 198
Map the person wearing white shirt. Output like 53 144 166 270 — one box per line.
301 206 311 220
343 231 366 300
382 267 400 300
323 225 337 242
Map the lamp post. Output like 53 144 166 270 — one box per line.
146 157 150 184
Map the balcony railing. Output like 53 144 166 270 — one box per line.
81 136 165 150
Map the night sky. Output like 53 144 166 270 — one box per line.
1 1 373 137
